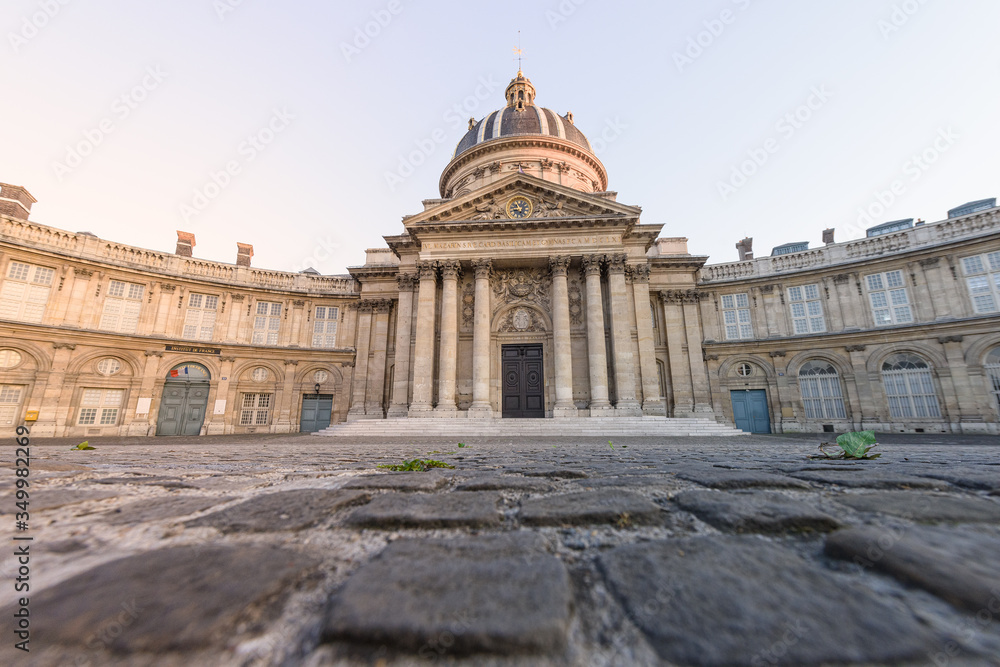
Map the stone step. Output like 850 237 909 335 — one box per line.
315 417 744 438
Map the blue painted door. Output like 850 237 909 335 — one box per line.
731 390 771 433
300 394 334 432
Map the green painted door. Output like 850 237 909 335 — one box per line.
300 394 333 432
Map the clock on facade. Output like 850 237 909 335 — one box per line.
506 196 533 219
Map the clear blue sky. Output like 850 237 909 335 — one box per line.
2 0 998 273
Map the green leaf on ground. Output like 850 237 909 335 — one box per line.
377 459 455 472
71 441 95 451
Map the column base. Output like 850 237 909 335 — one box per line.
588 404 615 417
408 404 435 418
642 400 667 417
553 406 579 418
614 403 643 417
365 403 385 418
467 404 493 419
386 405 409 418
433 405 459 417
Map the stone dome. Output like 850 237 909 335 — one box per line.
440 71 607 198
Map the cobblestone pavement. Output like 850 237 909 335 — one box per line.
2 432 999 666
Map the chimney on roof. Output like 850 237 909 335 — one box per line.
236 242 254 267
0 183 37 220
736 237 754 262
822 228 835 245
175 231 196 257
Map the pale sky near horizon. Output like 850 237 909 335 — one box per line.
2 0 998 275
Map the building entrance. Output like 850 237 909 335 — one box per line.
501 344 545 418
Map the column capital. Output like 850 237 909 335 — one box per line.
606 253 628 274
938 335 964 344
417 261 438 280
845 344 867 353
229 293 246 302
439 260 462 280
73 267 94 277
292 299 306 307
581 254 604 276
373 299 393 314
627 264 650 283
53 342 77 350
660 289 703 304
549 256 571 277
471 258 493 279
143 350 164 357
159 283 177 292
397 273 417 291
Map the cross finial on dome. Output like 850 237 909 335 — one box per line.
513 30 524 74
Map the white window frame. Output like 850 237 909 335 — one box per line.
961 251 1000 315
183 293 219 341
312 306 339 348
239 392 273 426
77 388 125 426
865 270 913 326
252 301 282 345
0 261 54 323
881 356 942 419
99 280 145 333
721 293 753 340
787 284 826 334
0 385 25 426
798 362 846 420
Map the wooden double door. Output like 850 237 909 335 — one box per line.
502 345 545 419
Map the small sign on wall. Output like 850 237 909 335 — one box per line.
135 397 152 415
214 399 227 415
24 411 38 422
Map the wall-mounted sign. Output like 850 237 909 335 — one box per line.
24 411 38 422
166 345 222 355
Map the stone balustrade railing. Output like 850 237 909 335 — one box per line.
698 208 999 284
0 215 358 295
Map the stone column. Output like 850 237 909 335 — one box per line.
275 360 298 432
289 300 305 347
137 350 165 435
921 258 953 320
366 300 392 417
582 255 611 414
347 301 373 420
64 268 93 327
940 336 981 429
629 265 665 416
387 274 416 417
607 254 640 414
550 256 576 417
205 355 235 435
435 260 461 415
410 262 438 415
226 294 245 343
682 294 714 414
31 343 76 437
660 291 693 416
846 345 876 429
469 259 494 418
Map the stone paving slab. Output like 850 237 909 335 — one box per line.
830 491 1000 523
674 490 843 534
0 545 320 655
825 525 1000 613
600 536 949 666
789 469 953 489
520 489 666 527
675 468 812 490
2 489 119 512
186 488 371 532
323 534 572 657
342 471 449 492
344 491 503 529
103 495 235 525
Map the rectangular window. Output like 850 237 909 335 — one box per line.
312 306 339 348
0 261 54 323
0 385 24 426
182 293 219 341
800 376 846 419
865 271 913 326
961 251 1000 314
239 392 273 426
787 284 826 334
99 280 145 333
252 301 282 345
721 293 753 340
77 388 124 426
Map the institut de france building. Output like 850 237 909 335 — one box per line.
1 71 999 438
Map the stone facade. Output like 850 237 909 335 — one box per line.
1 71 998 436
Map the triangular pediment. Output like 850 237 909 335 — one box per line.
402 174 641 229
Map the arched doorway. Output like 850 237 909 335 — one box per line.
156 362 211 436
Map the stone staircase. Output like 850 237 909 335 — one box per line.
314 416 745 438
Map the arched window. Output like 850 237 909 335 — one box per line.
799 361 846 419
986 347 1000 417
881 353 941 419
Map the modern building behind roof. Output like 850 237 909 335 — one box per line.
2 71 999 437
